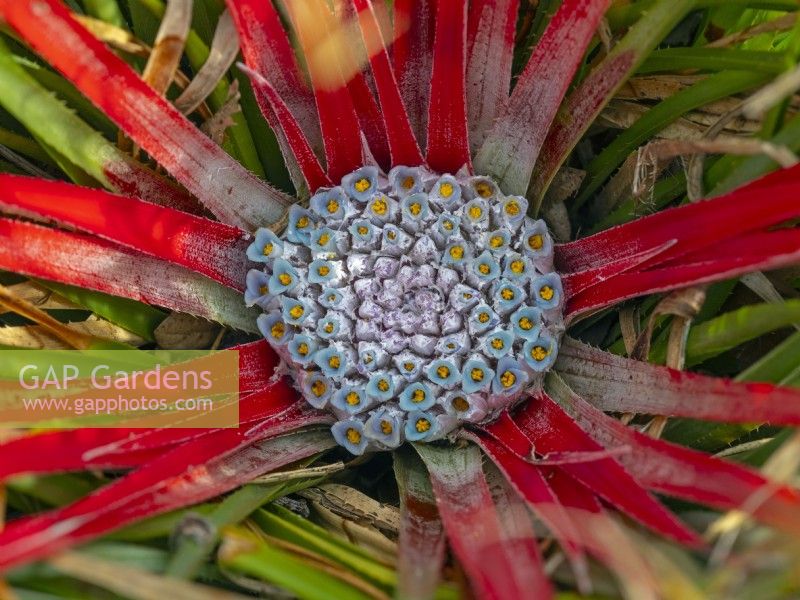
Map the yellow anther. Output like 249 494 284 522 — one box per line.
491 338 504 350
270 322 285 339
259 285 269 296
500 370 516 388
296 216 309 229
354 178 371 193
463 293 473 300
528 234 543 250
518 317 533 330
387 230 397 240
409 202 422 216
412 389 426 403
452 396 469 412
402 176 415 189
475 181 493 198
381 420 394 434
357 225 369 235
311 380 327 397
364 355 373 364
326 199 339 214
346 391 360 405
371 197 388 215
539 285 555 301
346 427 361 444
377 378 390 392
436 365 450 379
324 322 335 334
443 220 454 231
447 343 456 350
449 246 464 260
505 200 520 216
478 264 490 275
471 368 484 382
328 356 341 369
415 418 431 433
501 288 514 301
468 205 483 220
262 243 273 256
440 182 454 198
404 362 415 372
298 343 309 356
531 346 548 361
478 311 490 324
489 235 504 248
318 265 330 276
510 260 525 274
317 233 330 246
328 294 337 302
278 273 292 286
289 305 304 319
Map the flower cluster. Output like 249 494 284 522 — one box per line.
246 166 565 454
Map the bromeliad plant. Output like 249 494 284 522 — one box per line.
2 0 800 597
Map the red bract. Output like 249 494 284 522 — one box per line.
1 1 800 598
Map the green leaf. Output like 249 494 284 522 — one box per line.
83 0 126 28
638 48 787 74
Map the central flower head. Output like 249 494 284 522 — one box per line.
246 166 565 454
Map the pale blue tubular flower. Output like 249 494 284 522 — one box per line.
471 251 501 283
393 351 425 380
316 313 342 340
442 391 488 422
405 410 441 442
509 306 543 340
257 311 291 346
484 330 514 359
522 332 559 372
280 296 311 326
331 386 372 415
245 269 272 308
467 176 500 200
365 409 403 448
267 258 299 295
521 219 553 259
399 381 437 411
348 219 377 247
493 279 526 314
499 195 528 226
302 373 334 409
288 334 317 365
468 303 499 335
485 229 511 254
502 253 533 281
435 332 472 356
313 346 348 379
331 419 368 455
531 273 564 311
442 240 472 267
462 198 490 228
367 371 395 402
319 287 344 310
286 204 316 244
307 258 337 285
426 359 460 389
435 213 461 240
430 174 461 207
342 166 380 202
246 228 283 263
461 357 494 393
492 357 529 396
310 186 349 221
389 165 424 197
366 193 398 224
401 192 431 224
310 227 339 256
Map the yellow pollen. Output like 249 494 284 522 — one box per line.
346 428 361 444
531 346 548 361
270 322 285 339
323 322 334 334
440 182 454 197
478 312 490 324
436 366 450 379
381 420 393 434
346 392 360 405
443 220 454 231
519 317 533 330
404 362 415 371
528 234 544 250
296 216 309 229
505 201 520 216
388 230 397 240
409 202 422 216
475 181 493 198
478 264 490 275
468 205 483 219
500 371 516 388
318 265 330 276
371 197 388 215
259 285 269 296
416 418 431 433
471 368 484 382
452 396 469 412
412 389 426 403
491 338 504 350
501 288 514 301
318 233 330 246
326 199 339 213
364 355 373 364
377 379 390 392
510 260 525 274
449 246 464 260
540 285 555 301
463 293 473 299
402 176 415 189
447 343 455 350
311 380 327 397
289 305 304 319
328 356 341 369
328 294 336 302
278 273 292 286
489 235 504 248
357 225 369 235
262 243 273 256
298 343 309 356
354 178 371 193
